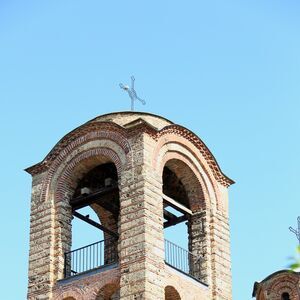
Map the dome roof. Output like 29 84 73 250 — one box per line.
88 111 173 130
25 111 234 187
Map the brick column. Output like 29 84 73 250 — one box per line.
27 172 56 300
188 210 212 287
119 133 165 300
210 210 232 300
189 194 232 300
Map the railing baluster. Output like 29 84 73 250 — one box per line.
93 243 95 269
63 238 118 278
164 239 200 281
88 245 90 270
100 240 102 266
75 249 78 274
64 238 199 280
64 253 66 278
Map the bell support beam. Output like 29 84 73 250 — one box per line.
163 209 177 221
164 215 188 228
162 193 192 215
73 211 119 239
70 185 119 215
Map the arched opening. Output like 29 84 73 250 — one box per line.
165 286 181 300
162 159 205 281
64 162 120 277
163 165 190 249
95 283 120 300
281 292 290 300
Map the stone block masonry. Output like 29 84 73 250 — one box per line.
26 112 234 300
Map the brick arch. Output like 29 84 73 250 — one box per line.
268 276 300 299
51 146 126 281
280 291 292 300
27 122 131 175
161 152 209 211
54 147 123 202
153 126 233 187
254 272 300 300
88 275 120 299
154 124 234 187
38 126 131 204
273 287 298 299
160 151 214 284
152 135 221 209
53 288 83 300
165 285 181 300
52 269 120 300
157 144 218 210
95 282 120 300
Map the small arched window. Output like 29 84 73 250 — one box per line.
95 283 119 300
281 292 290 300
165 285 181 300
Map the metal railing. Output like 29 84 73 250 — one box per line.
64 238 201 281
164 239 201 280
64 238 118 278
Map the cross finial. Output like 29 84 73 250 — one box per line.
289 216 300 244
119 76 146 111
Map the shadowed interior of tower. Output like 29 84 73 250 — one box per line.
64 160 204 283
163 166 190 230
65 163 120 277
162 161 203 282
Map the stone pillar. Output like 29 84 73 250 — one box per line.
210 210 232 300
189 187 232 300
119 133 165 300
188 210 212 286
27 172 73 299
27 172 56 300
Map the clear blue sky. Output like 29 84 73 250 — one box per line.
1 1 300 299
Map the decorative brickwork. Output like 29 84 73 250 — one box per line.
253 270 300 300
164 265 209 299
26 122 130 175
95 283 120 300
26 112 233 300
32 127 130 205
53 267 120 300
153 125 234 187
153 131 232 298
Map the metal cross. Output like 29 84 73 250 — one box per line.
119 76 146 111
289 216 300 244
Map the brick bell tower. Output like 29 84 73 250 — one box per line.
26 112 234 300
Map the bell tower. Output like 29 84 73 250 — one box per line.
26 112 234 300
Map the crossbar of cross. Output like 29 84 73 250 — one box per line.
289 216 300 244
119 76 146 111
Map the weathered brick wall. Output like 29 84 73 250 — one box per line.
165 265 209 300
152 129 232 300
52 267 120 300
27 125 129 299
27 171 56 300
26 112 233 300
118 132 165 299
